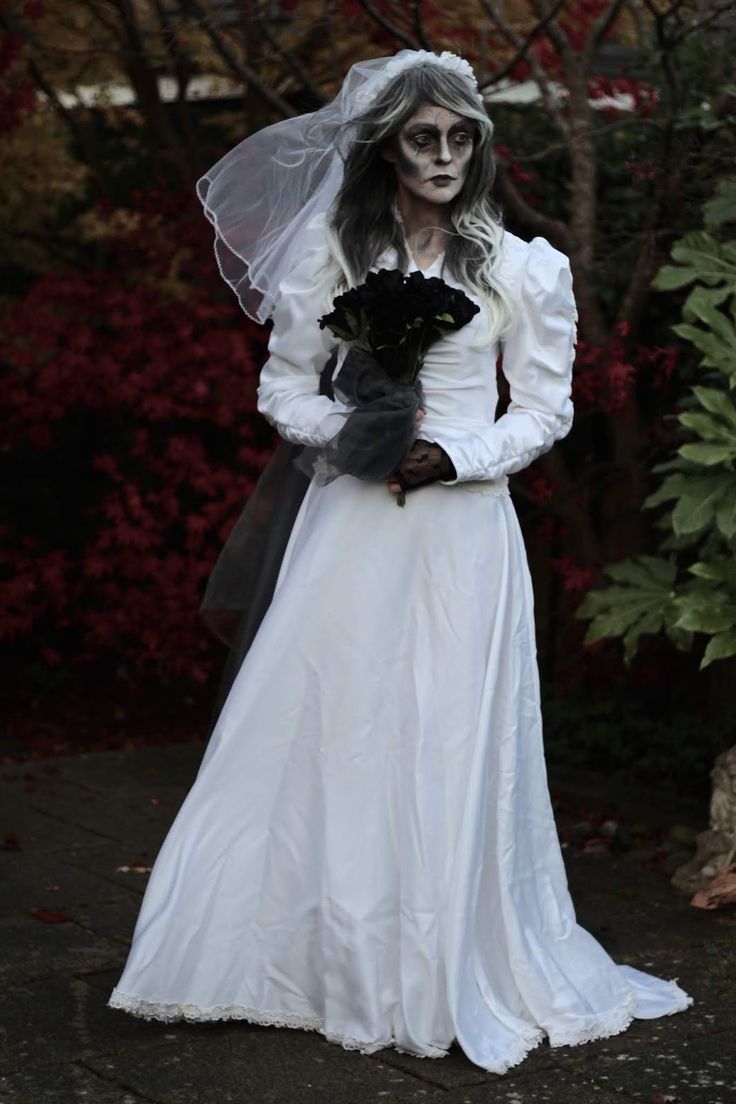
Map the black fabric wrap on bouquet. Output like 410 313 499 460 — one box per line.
295 345 424 484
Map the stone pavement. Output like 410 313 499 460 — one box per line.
2 741 735 1104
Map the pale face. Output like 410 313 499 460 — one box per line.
384 103 475 207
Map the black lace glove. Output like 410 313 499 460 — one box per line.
392 439 457 493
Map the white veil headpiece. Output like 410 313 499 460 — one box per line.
196 50 481 324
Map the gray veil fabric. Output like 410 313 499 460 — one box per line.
201 356 336 727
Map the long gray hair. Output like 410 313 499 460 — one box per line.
325 63 514 342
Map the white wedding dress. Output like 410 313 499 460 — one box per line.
107 217 693 1073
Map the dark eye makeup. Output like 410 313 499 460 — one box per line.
405 127 474 149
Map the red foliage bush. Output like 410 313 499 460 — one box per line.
1 190 274 688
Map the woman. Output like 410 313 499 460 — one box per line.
107 50 692 1074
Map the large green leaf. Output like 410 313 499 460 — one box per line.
672 324 736 372
692 386 736 426
652 233 729 291
677 410 733 440
670 231 721 262
678 442 736 465
652 264 703 291
704 178 736 232
682 294 736 345
673 592 736 634
688 557 736 584
645 472 692 509
671 473 732 534
576 556 680 663
602 555 677 590
715 484 736 539
701 629 736 668
683 285 733 323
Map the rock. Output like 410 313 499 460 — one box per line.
668 823 699 848
622 842 660 865
582 838 610 855
671 744 736 894
570 820 593 845
659 850 696 876
612 824 634 852
600 819 618 837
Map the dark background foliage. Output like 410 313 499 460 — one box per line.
1 0 734 798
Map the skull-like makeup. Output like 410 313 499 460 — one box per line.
383 104 475 208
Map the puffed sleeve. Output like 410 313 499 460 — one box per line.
256 221 353 447
422 237 576 484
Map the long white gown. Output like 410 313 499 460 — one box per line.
107 216 693 1074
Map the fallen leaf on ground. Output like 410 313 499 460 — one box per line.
690 865 736 910
32 908 73 923
115 864 152 874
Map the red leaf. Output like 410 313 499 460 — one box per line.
32 908 73 923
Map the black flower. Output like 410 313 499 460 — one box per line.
318 286 364 341
319 268 480 383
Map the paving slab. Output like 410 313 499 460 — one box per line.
0 914 121 983
369 1036 564 1090
25 779 181 849
0 1063 149 1104
83 1030 448 1104
0 849 136 919
1 973 186 1077
1 781 116 855
45 745 205 793
58 841 157 901
2 742 734 1104
584 1030 735 1103
2 975 107 1074
69 894 149 949
454 1069 636 1103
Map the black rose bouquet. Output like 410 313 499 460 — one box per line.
296 268 480 506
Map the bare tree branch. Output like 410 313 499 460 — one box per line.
0 8 112 193
627 0 650 49
187 0 297 119
494 161 571 248
113 0 192 180
529 0 574 62
520 115 663 163
480 0 567 86
152 0 197 147
479 0 569 132
642 0 734 47
410 1 433 51
357 0 419 50
581 0 629 67
75 0 120 38
251 9 327 107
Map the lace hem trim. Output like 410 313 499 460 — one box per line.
547 983 693 1050
107 982 694 1073
482 1026 546 1076
106 989 449 1059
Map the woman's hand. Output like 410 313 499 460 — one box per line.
387 409 425 494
